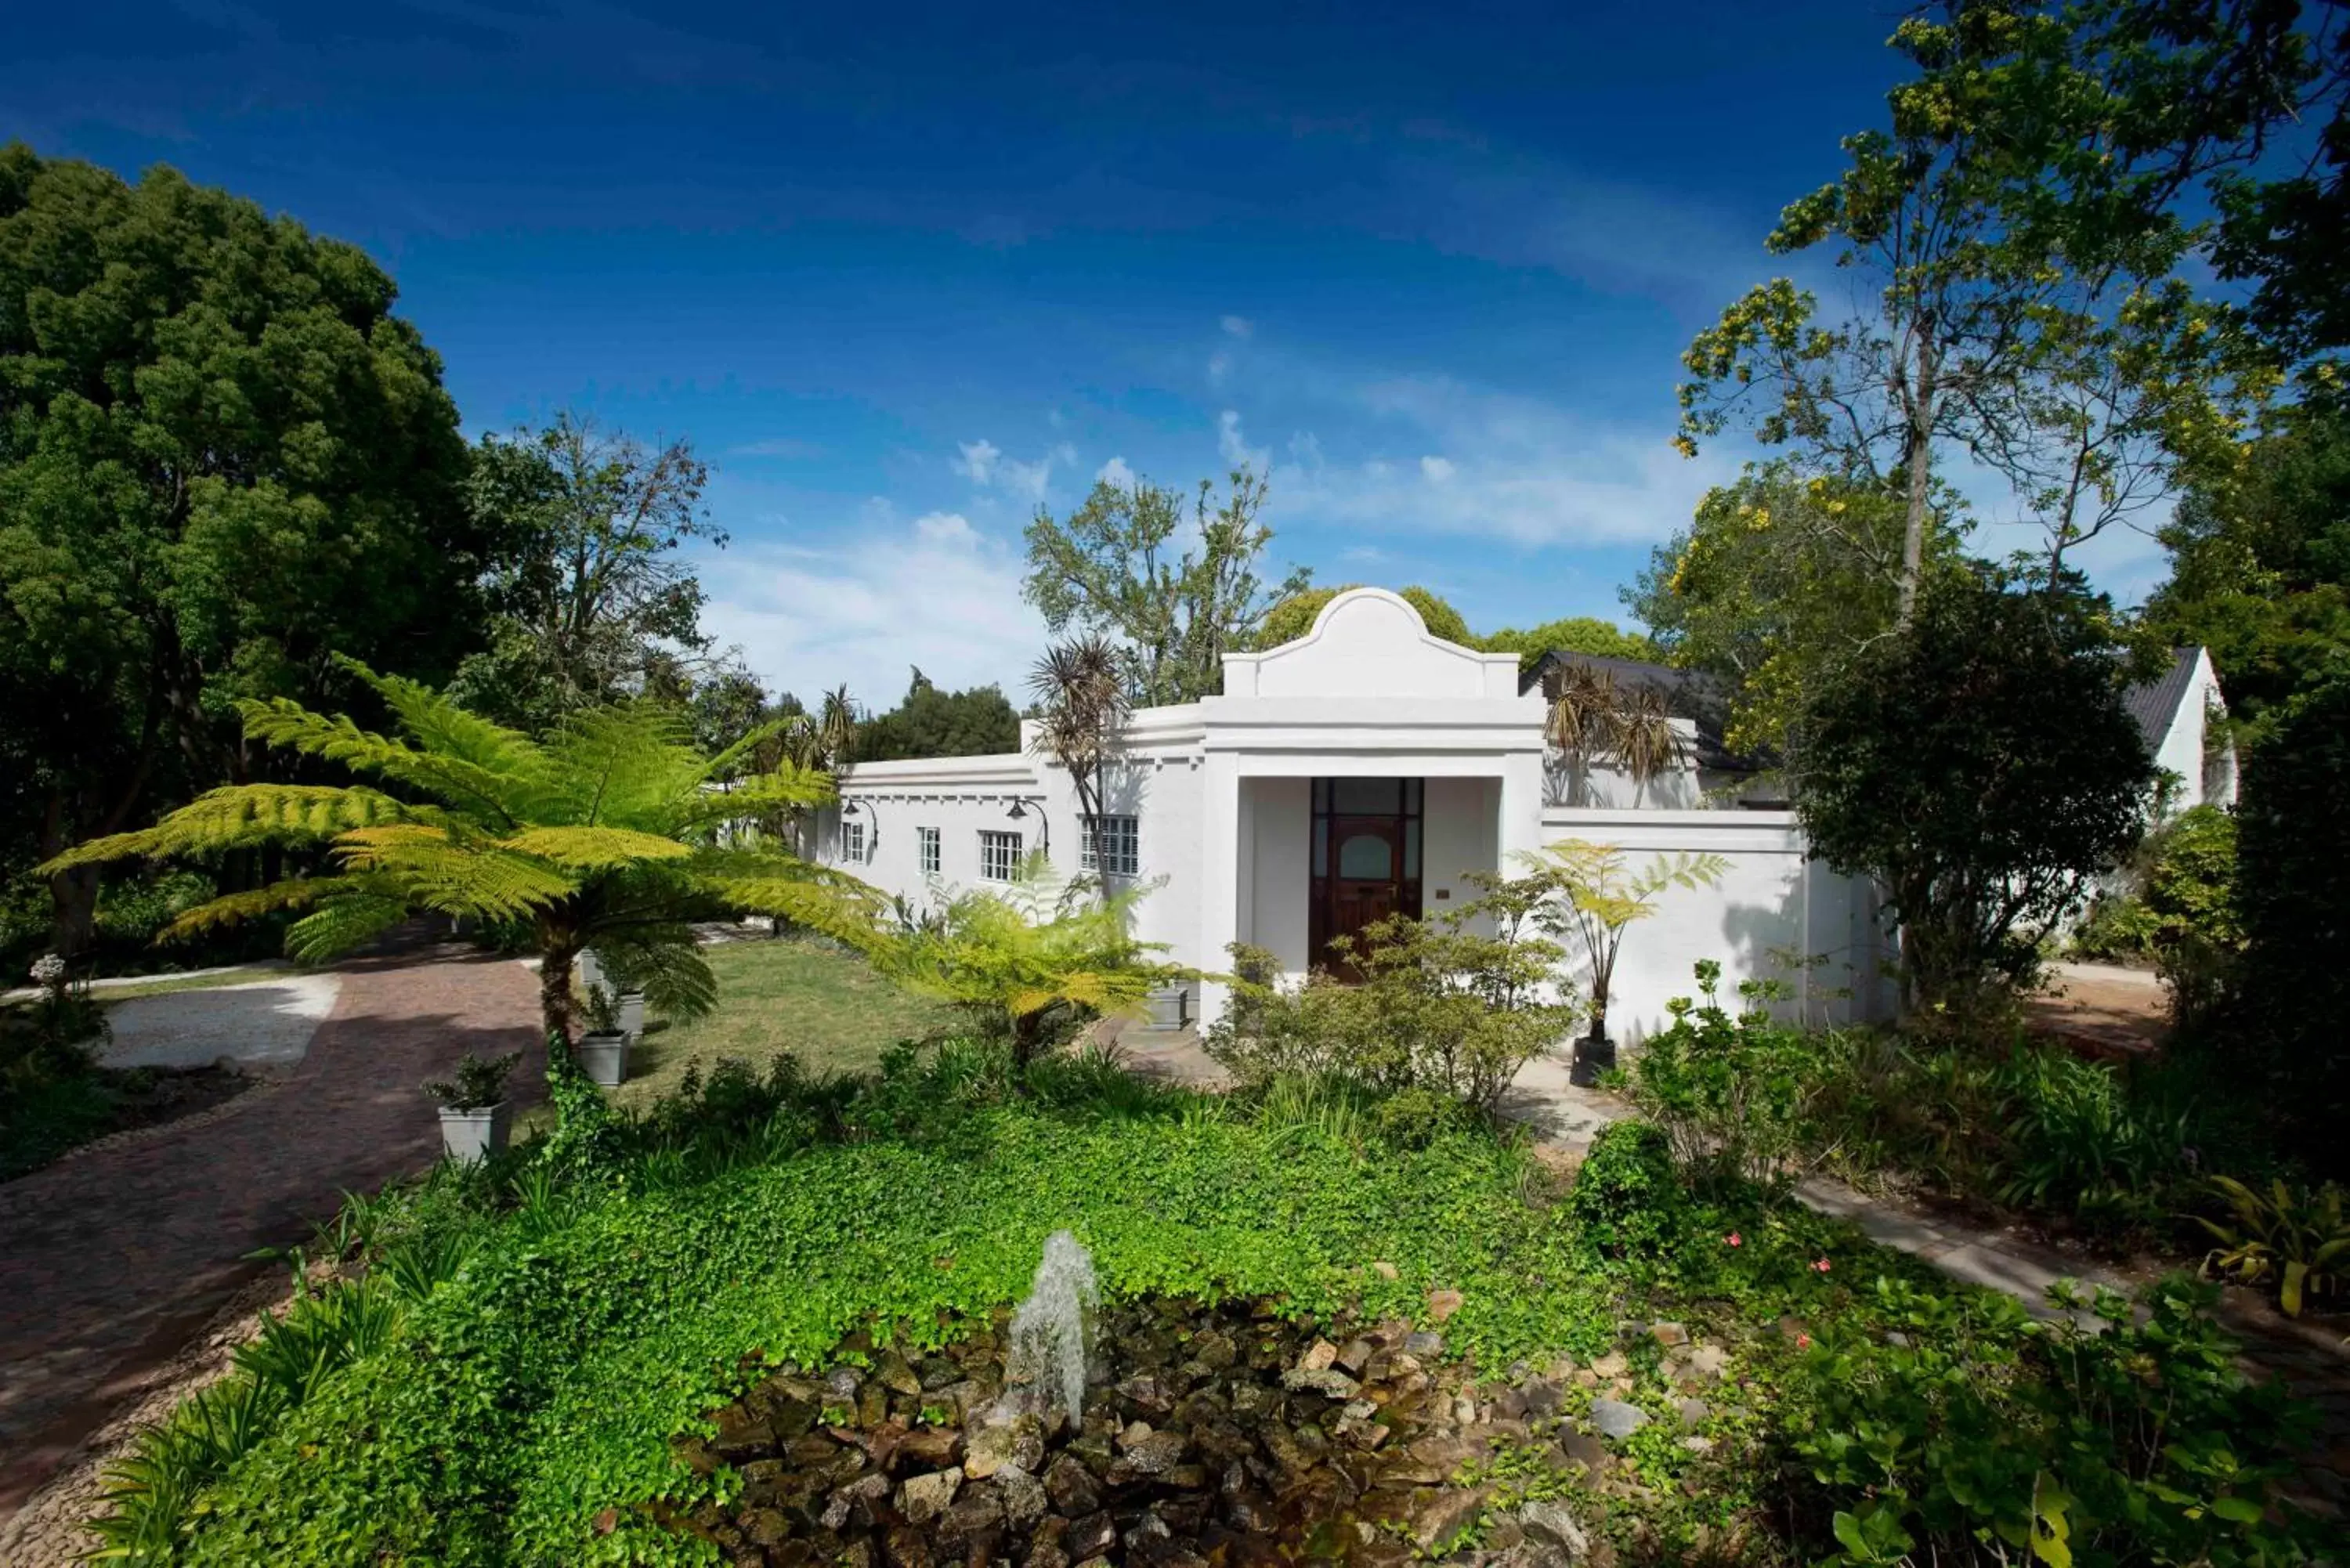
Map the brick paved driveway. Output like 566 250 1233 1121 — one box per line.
0 940 543 1513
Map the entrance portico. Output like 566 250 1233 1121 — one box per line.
1193 590 1547 1018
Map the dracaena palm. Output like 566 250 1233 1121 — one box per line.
42 660 885 1050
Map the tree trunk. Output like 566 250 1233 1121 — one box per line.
539 943 579 1057
1896 333 1938 629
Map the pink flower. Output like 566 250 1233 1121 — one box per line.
1813 1259 1832 1273
1724 1232 1742 1248
1795 1332 1812 1349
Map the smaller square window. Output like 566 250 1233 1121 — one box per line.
1079 815 1141 878
841 817 867 863
978 829 1021 883
917 826 941 875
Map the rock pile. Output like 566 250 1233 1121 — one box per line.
667 1297 1622 1567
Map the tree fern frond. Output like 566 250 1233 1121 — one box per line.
692 851 887 945
334 826 577 919
285 892 415 963
672 767 837 832
234 699 533 828
531 706 704 829
157 877 361 942
332 656 551 792
700 714 797 785
38 786 414 871
588 930 720 1024
499 826 695 870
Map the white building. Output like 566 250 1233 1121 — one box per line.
2124 645 2238 815
816 588 1896 1038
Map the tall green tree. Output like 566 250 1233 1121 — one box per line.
1024 466 1309 705
1627 464 1961 759
0 146 484 955
1249 584 1473 650
855 670 1019 761
447 413 727 733
2139 399 2350 742
42 663 877 1050
1479 617 1658 676
1674 5 2242 615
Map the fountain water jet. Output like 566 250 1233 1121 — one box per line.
1004 1230 1097 1425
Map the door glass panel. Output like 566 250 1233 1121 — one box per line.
1404 821 1422 878
1338 833 1393 879
1405 778 1423 814
1312 779 1329 811
1332 778 1401 814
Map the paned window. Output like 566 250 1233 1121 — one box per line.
841 818 867 862
917 826 941 875
978 829 1022 883
1079 815 1141 877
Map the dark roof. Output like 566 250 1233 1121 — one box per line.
1517 649 1755 773
2124 648 2201 751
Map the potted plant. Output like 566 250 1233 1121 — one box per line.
576 983 631 1086
588 947 647 1037
425 1050 522 1163
1523 840 1730 1086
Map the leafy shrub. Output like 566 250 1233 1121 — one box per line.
1205 871 1574 1114
1564 1120 1689 1262
1983 1047 2193 1237
1789 1274 2322 1566
1622 959 1818 1190
1794 1027 2224 1246
2197 1176 2350 1317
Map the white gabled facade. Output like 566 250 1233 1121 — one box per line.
817 588 1893 1038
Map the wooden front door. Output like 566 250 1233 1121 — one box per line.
1309 779 1424 980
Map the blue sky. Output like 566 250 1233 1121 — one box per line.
6 1 2171 705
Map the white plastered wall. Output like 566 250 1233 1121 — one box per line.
1535 806 1891 1040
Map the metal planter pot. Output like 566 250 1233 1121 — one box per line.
617 990 646 1038
439 1101 512 1165
1144 985 1193 1031
1567 1033 1617 1088
577 1030 631 1087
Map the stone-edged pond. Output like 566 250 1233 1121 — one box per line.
663 1294 1661 1567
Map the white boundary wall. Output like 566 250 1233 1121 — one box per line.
1537 806 1892 1039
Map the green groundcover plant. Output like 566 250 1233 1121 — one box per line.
97 1045 2334 1567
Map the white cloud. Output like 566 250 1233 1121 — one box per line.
1217 409 1269 474
728 437 825 460
950 438 1073 504
1207 349 1234 385
1096 456 1137 490
697 514 1045 708
913 511 979 547
951 439 1000 485
1257 374 1733 547
1220 314 1254 339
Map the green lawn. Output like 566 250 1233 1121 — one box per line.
601 935 957 1115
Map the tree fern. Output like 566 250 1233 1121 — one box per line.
43 659 883 1050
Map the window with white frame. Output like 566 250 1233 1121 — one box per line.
1079 815 1140 878
841 817 868 863
978 829 1021 883
917 826 940 876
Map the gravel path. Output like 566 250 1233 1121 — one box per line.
97 974 342 1071
0 939 544 1521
